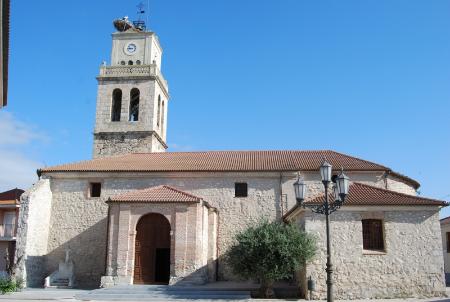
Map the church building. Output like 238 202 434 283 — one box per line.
14 19 447 299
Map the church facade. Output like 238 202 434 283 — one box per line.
14 22 447 299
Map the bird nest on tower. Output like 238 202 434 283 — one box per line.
113 16 142 32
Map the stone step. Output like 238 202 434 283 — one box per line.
96 288 248 293
86 290 249 295
98 285 251 292
75 286 251 301
51 279 69 284
75 293 250 300
46 285 73 289
51 281 69 285
50 282 70 286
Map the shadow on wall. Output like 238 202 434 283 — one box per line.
26 218 108 289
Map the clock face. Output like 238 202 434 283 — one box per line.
125 43 137 54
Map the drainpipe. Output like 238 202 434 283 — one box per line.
383 171 389 190
215 208 220 282
279 172 284 216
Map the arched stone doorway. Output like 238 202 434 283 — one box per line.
133 213 171 284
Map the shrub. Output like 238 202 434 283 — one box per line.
0 278 22 295
227 220 317 298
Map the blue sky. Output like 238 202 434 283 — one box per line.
1 1 450 215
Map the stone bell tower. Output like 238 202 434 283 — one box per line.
93 18 169 158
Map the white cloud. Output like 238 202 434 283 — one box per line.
0 150 41 191
0 112 46 191
0 112 47 146
169 143 194 152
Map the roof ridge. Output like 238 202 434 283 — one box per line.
131 150 332 155
110 185 202 203
328 150 388 170
160 185 202 201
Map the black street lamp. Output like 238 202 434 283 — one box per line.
293 158 350 302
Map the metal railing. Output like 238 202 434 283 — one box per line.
0 224 16 238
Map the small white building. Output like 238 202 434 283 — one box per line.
14 19 448 299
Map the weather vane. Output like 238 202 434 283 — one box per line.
133 2 148 31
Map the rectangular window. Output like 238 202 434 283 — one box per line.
235 183 248 197
447 233 450 253
90 183 102 198
362 219 384 251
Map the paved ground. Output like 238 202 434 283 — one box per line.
1 288 450 302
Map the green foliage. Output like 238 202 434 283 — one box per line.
0 278 22 295
227 220 317 284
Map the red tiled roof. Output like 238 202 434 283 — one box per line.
440 216 450 225
108 185 202 203
40 150 420 188
42 150 388 172
0 188 24 203
284 182 447 220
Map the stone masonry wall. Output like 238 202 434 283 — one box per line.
94 80 157 134
46 179 109 288
386 175 417 195
93 75 168 158
93 132 164 158
102 173 283 280
15 178 53 287
304 209 445 299
45 172 284 284
42 170 420 288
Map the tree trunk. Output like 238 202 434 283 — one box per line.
260 279 275 298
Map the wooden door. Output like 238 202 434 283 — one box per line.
134 213 171 284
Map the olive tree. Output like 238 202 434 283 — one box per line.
227 221 317 298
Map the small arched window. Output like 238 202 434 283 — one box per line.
129 88 140 121
161 101 165 135
111 89 122 122
120 61 126 65
136 60 141 65
128 60 133 65
157 95 161 127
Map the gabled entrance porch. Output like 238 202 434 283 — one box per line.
100 185 218 287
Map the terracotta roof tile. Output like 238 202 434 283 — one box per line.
108 185 202 203
0 188 24 203
307 182 446 206
440 216 450 225
284 183 447 220
42 150 388 173
306 182 446 206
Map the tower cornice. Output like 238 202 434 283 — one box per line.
97 64 169 98
94 131 168 150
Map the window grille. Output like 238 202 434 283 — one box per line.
362 219 384 251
